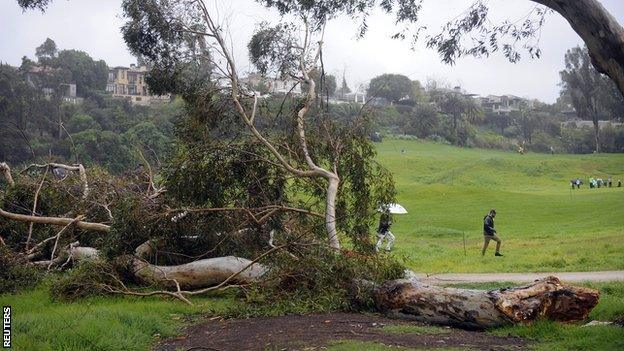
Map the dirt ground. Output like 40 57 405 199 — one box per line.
157 312 527 351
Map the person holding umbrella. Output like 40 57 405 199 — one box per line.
375 208 395 252
375 204 407 252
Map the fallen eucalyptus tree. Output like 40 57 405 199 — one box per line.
371 276 600 329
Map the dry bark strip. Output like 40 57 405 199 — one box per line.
373 276 600 329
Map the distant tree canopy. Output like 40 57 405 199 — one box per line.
368 74 413 103
55 50 108 96
25 39 108 97
35 37 57 64
559 46 624 152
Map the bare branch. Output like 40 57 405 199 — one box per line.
48 215 84 270
0 207 110 232
26 165 49 250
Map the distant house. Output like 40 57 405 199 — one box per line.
24 64 79 104
106 64 169 105
242 73 302 96
477 95 533 114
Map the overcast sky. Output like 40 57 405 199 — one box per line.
1 0 623 103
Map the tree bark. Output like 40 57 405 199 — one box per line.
532 0 624 97
373 276 600 329
0 162 14 186
326 176 340 250
131 256 268 289
593 119 600 153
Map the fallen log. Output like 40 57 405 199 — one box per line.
373 276 600 329
131 256 268 289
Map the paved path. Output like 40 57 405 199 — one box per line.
412 271 624 284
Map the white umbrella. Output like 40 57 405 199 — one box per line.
379 203 408 214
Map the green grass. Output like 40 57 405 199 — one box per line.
375 139 624 273
0 281 238 351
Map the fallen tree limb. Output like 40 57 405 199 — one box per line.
372 276 600 329
0 208 110 232
132 255 268 290
22 162 89 198
0 162 14 186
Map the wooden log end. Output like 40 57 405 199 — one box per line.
491 276 600 324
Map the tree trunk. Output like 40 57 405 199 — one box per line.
325 175 340 250
532 0 624 97
372 276 599 329
593 119 600 153
131 256 268 289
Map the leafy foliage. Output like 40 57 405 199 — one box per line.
248 22 300 78
231 247 406 317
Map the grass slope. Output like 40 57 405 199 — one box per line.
375 139 624 273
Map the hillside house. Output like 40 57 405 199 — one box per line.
106 64 169 105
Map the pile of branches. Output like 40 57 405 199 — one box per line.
0 160 403 308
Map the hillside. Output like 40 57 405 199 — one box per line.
376 139 624 273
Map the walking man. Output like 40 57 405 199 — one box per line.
375 209 395 252
482 209 503 256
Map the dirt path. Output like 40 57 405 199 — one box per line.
414 270 624 285
157 312 526 351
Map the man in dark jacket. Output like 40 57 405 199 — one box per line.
482 209 503 256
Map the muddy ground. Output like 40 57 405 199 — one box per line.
157 312 526 351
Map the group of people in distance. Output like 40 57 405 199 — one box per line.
571 177 622 189
375 207 505 257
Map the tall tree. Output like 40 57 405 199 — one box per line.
432 90 482 145
368 73 413 104
559 46 622 152
55 50 108 96
35 38 57 65
336 73 351 99
121 0 395 251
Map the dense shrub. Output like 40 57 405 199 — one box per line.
0 247 43 294
228 246 406 317
49 260 124 301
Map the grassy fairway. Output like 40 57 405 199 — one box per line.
375 139 624 273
